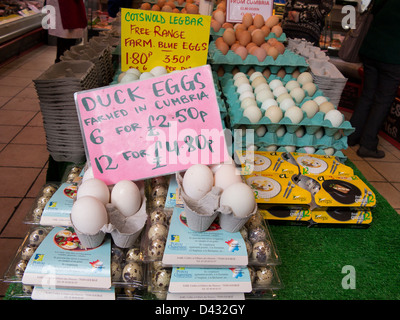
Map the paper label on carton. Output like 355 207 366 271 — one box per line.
32 286 115 300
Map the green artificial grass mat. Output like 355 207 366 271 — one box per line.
271 159 400 300
3 160 399 300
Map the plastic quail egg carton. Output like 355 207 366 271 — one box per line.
2 226 52 285
146 261 172 298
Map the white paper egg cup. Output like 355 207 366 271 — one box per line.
72 227 106 249
176 172 222 232
218 203 258 233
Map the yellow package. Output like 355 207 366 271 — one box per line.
311 208 372 225
259 206 312 222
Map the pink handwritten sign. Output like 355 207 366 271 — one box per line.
74 65 230 185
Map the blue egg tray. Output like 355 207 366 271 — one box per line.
208 41 309 74
210 28 287 43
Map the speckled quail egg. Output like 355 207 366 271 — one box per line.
151 176 168 188
152 268 171 289
21 244 37 261
125 247 142 262
22 285 34 295
150 209 167 225
29 228 48 246
122 262 143 282
248 267 256 283
255 266 274 286
245 213 263 229
245 240 252 257
32 206 44 221
240 226 248 239
37 196 50 208
124 286 137 297
151 184 168 199
42 185 57 197
15 260 28 279
148 239 166 259
152 260 164 270
252 240 272 263
111 261 122 281
111 246 125 261
152 196 166 209
148 223 168 241
248 226 267 244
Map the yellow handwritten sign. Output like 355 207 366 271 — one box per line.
121 9 211 73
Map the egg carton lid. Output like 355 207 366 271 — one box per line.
34 61 96 83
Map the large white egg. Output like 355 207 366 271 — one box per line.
297 72 313 85
239 90 255 101
304 146 316 154
241 97 258 109
314 95 328 106
233 72 247 81
82 166 94 182
214 164 243 190
256 89 274 103
324 109 344 127
285 145 296 152
243 105 262 123
276 92 292 104
251 76 267 89
119 73 139 84
275 125 286 137
111 180 142 217
182 164 214 200
314 128 324 139
256 125 267 137
295 126 305 138
261 98 278 111
285 106 303 124
301 100 319 118
77 178 110 205
285 80 300 92
324 147 335 156
249 71 263 82
290 87 305 104
220 182 256 218
71 196 108 235
126 68 141 77
302 82 317 96
234 76 250 87
237 83 253 95
273 86 288 98
265 145 278 151
279 97 295 112
150 66 168 77
254 83 270 95
269 79 283 90
140 72 154 80
117 72 126 83
265 105 283 123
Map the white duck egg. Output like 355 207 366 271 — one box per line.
111 180 142 217
220 182 256 218
150 66 168 77
285 80 300 92
273 86 288 98
251 76 267 89
297 72 313 85
275 125 286 137
302 82 317 96
269 79 283 90
241 97 258 109
119 73 139 84
77 178 110 205
82 166 94 182
290 87 305 104
243 105 262 123
233 72 247 81
117 72 126 82
237 83 253 95
140 72 154 80
254 83 270 95
126 68 141 77
71 196 108 235
314 95 328 106
214 164 243 190
249 71 264 82
301 100 319 118
239 91 255 101
279 97 295 112
256 125 267 137
265 105 283 123
324 109 344 127
261 98 278 111
234 76 250 87
256 90 274 103
285 106 303 124
182 164 214 200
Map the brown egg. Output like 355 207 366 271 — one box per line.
232 67 240 76
172 8 180 13
261 25 271 37
177 0 185 4
213 9 226 25
253 14 265 28
234 23 247 31
267 37 279 47
266 46 279 60
181 8 187 13
217 2 226 12
234 45 248 60
253 47 267 62
276 68 286 78
265 15 280 28
166 1 176 8
242 13 253 28
263 68 272 78
273 41 285 55
251 29 265 46
187 0 194 3
231 42 241 52
246 42 257 52
215 37 226 47
271 25 283 38
141 3 151 10
162 5 173 12
152 4 161 11
248 25 257 34
186 3 199 14
292 69 300 79
238 30 251 46
261 42 271 53
247 67 256 76
211 19 222 32
248 45 259 55
217 66 225 77
223 28 236 46
157 0 166 8
222 22 234 29
216 40 229 55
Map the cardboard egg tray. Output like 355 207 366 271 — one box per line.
208 41 309 73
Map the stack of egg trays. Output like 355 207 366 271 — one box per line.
208 42 308 73
219 70 354 151
33 60 98 163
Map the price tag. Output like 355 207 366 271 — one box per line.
121 9 211 73
74 65 230 185
226 0 274 23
